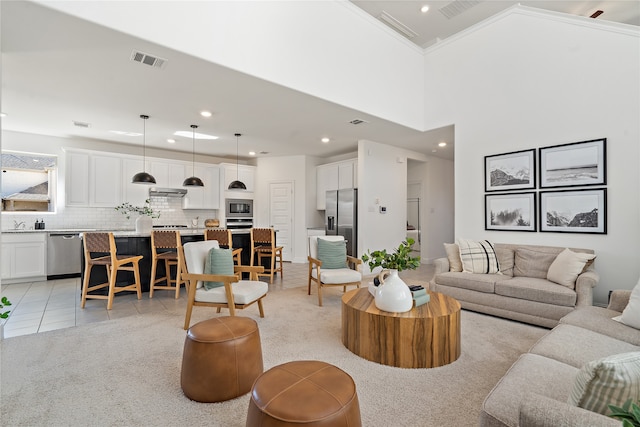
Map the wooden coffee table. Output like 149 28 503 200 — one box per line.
341 287 461 368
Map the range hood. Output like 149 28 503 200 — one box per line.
148 187 188 198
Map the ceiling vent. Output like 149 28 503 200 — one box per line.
377 11 418 39
130 50 167 69
73 121 90 128
349 118 369 125
439 0 481 19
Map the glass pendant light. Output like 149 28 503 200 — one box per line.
228 133 246 190
183 124 204 187
132 114 157 184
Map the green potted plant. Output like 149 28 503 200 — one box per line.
1 296 12 340
609 398 640 427
361 238 421 313
115 199 160 233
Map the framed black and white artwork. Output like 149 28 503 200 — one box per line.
539 188 607 234
539 138 606 188
485 149 536 192
485 192 536 232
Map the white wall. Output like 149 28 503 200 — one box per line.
423 7 640 304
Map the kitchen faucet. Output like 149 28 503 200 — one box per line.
13 220 25 230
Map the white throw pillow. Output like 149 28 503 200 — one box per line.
614 277 640 330
547 248 596 289
444 243 462 272
568 351 640 415
457 239 500 274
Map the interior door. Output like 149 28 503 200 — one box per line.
269 181 293 261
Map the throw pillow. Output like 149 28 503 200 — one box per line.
547 248 596 289
568 351 640 415
317 238 348 269
613 277 640 330
203 248 235 290
444 243 462 272
457 239 500 274
513 248 557 279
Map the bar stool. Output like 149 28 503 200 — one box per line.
81 232 142 310
250 227 283 284
204 228 242 265
149 230 186 299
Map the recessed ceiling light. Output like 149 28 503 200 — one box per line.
421 5 430 13
167 138 176 144
173 130 218 140
438 142 447 147
200 111 212 118
249 151 256 156
110 130 142 137
321 137 330 143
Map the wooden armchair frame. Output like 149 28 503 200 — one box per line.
307 252 362 307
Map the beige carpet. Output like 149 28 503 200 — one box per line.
1 285 547 426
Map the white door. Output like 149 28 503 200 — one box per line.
269 181 293 262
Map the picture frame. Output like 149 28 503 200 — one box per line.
484 149 536 192
485 192 536 232
539 188 607 234
539 138 606 188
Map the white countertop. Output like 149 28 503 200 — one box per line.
3 227 252 236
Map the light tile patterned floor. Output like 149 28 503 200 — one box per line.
1 262 434 338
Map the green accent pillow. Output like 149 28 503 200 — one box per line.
317 238 347 269
203 248 234 290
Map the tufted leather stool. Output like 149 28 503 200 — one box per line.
181 316 263 403
246 360 361 427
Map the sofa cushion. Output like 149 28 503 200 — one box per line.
495 277 577 307
614 277 640 330
514 248 558 279
529 324 640 368
434 271 510 293
457 239 500 274
444 243 462 272
561 306 640 346
317 238 348 269
203 248 234 290
568 351 640 416
547 248 596 289
495 247 514 277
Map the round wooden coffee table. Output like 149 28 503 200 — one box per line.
341 287 461 368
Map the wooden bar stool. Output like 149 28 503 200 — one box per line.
81 232 142 310
250 228 283 284
149 230 186 299
204 228 242 265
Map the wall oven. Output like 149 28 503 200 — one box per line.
226 199 253 218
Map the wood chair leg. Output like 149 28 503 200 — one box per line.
269 253 275 284
106 265 117 310
174 262 181 299
258 298 265 318
318 284 323 307
133 262 142 300
183 300 194 330
149 257 158 298
81 264 92 308
216 307 222 313
307 275 312 295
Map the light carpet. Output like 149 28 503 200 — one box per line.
1 286 547 426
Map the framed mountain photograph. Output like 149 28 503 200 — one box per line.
539 188 607 234
485 149 536 192
485 192 536 232
539 138 606 188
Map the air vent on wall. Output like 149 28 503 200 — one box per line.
73 121 90 128
439 0 481 19
130 50 167 69
349 118 369 125
377 11 418 39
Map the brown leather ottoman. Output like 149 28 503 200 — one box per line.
181 316 263 403
246 360 361 426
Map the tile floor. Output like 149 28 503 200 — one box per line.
1 262 434 339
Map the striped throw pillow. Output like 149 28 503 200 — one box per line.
203 248 234 290
457 239 500 274
568 351 640 415
317 238 348 269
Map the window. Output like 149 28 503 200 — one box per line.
1 152 57 212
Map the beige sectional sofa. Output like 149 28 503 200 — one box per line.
431 243 599 328
480 290 638 427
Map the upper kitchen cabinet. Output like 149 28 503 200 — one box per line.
65 151 90 206
316 159 357 209
222 163 256 194
182 164 220 210
149 161 187 189
89 154 122 207
122 158 150 206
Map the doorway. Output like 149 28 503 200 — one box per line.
269 181 293 261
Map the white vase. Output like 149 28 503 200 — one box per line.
135 215 153 234
374 269 413 313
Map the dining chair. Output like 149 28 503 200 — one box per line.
81 232 142 310
204 228 242 265
250 228 283 284
181 240 268 330
149 230 186 299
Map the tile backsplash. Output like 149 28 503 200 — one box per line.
2 197 218 231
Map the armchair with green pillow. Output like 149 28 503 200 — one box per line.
307 235 362 306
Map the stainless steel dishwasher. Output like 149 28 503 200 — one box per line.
47 233 82 279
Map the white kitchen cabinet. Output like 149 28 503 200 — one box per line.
1 233 46 283
89 154 122 207
316 159 357 209
223 163 255 193
122 158 150 206
65 151 90 206
182 164 220 210
150 161 187 188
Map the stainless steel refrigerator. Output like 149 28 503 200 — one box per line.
325 188 357 257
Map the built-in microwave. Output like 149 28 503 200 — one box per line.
226 198 253 218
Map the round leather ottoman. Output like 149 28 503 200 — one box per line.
246 360 361 427
181 316 263 403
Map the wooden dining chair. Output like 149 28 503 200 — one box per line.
204 228 242 265
250 228 283 284
149 230 186 299
81 232 142 310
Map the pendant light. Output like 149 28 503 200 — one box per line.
183 124 204 187
132 114 157 184
228 133 246 190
